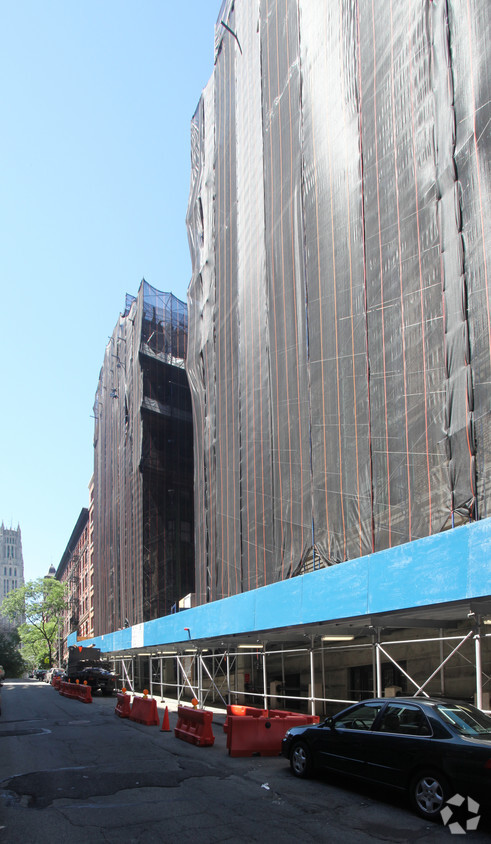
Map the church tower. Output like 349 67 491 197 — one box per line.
0 523 25 630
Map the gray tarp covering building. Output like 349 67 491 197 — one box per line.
186 0 490 604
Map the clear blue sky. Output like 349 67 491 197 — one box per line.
0 1 218 581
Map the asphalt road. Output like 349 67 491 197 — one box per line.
0 680 490 843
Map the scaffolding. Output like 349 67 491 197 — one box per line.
110 622 491 716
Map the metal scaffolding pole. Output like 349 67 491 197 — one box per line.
281 651 285 701
374 630 382 697
176 654 198 700
439 628 445 696
376 642 431 698
198 652 203 708
262 649 268 710
226 651 231 705
120 658 134 692
201 655 228 707
475 620 483 710
411 630 474 696
321 646 326 710
309 644 315 716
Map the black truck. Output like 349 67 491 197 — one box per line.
64 646 117 696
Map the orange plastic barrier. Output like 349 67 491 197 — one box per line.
115 691 132 718
59 680 92 703
129 696 160 726
52 676 62 690
223 704 267 733
268 709 319 722
77 683 93 703
227 713 320 757
174 705 215 746
59 680 77 699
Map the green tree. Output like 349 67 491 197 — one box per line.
1 578 68 669
0 628 26 678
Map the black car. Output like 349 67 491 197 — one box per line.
70 666 116 695
282 697 491 821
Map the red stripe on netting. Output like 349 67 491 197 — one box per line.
310 31 330 559
390 0 412 541
285 0 305 566
266 0 284 582
216 47 225 600
357 0 375 553
408 3 432 533
227 34 238 597
275 0 292 580
223 37 231 597
206 341 214 599
338 0 358 558
327 103 347 560
253 60 267 587
372 0 392 545
245 98 252 591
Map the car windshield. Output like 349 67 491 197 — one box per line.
436 703 491 737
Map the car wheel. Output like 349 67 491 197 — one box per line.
409 769 450 821
290 741 313 778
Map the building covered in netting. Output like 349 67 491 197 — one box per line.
186 0 491 604
64 0 491 723
93 280 194 635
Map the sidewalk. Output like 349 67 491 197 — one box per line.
123 691 228 727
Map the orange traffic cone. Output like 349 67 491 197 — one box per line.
161 705 171 732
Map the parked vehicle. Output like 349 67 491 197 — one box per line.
35 669 47 681
282 697 491 821
45 668 64 684
64 646 117 695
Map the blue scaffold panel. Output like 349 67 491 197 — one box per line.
368 529 468 613
468 519 491 598
68 518 491 654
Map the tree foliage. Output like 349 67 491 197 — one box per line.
1 578 68 669
0 628 26 678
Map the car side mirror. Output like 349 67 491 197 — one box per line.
323 716 334 728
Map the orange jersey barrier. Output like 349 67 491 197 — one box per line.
129 695 160 726
268 710 319 722
77 683 93 703
115 691 132 718
59 680 77 699
59 680 92 704
223 704 267 733
227 713 319 757
174 705 215 746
